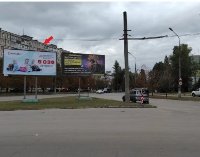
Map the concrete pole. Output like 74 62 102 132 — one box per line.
78 77 81 97
54 77 57 94
35 76 38 100
178 38 181 98
123 11 130 103
24 76 26 99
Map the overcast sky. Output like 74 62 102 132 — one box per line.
0 2 200 72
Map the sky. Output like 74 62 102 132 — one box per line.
0 1 200 72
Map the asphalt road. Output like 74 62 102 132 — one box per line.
0 93 200 157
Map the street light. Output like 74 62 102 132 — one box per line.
169 27 182 98
128 52 137 87
128 52 137 74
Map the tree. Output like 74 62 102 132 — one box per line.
112 60 123 91
148 56 174 93
170 44 193 92
129 71 135 89
148 61 164 92
158 56 173 92
192 78 200 90
136 69 147 88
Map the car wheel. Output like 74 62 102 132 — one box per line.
192 93 196 97
122 97 125 102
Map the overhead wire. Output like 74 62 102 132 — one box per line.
35 32 200 42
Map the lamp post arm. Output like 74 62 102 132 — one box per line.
169 27 181 98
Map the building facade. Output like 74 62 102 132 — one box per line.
191 55 200 85
0 28 67 64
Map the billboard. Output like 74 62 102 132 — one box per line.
62 53 105 76
3 49 56 76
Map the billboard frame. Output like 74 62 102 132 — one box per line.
3 48 57 77
61 52 105 77
2 48 57 101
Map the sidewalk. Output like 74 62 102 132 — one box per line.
152 92 192 97
0 94 75 102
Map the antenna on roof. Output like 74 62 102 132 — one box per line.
23 28 24 35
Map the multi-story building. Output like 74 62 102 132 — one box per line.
191 55 200 85
10 33 22 50
21 35 33 50
0 28 11 56
31 40 40 51
0 28 68 64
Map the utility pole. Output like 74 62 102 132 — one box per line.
123 11 130 103
120 11 167 102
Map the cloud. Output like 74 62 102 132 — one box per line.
0 2 200 72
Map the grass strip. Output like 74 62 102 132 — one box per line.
150 95 200 101
0 96 156 111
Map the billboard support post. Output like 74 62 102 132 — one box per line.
78 77 81 97
24 76 26 99
87 77 90 97
3 49 56 103
54 77 56 94
35 76 38 100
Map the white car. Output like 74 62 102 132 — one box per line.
96 89 104 94
192 88 200 97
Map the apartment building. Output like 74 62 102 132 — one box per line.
0 28 67 64
191 55 200 85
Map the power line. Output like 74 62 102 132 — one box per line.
125 35 168 40
35 32 200 42
168 32 200 37
38 38 119 42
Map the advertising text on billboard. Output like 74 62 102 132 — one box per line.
3 49 56 76
62 53 105 76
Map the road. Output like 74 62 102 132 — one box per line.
0 93 200 157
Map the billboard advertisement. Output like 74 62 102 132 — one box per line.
62 53 105 76
3 49 56 76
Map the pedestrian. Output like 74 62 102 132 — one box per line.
140 93 144 104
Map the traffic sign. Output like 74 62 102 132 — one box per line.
179 78 182 86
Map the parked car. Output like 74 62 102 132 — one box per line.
122 88 149 104
102 88 112 93
60 88 69 92
191 88 200 97
96 89 104 94
48 88 59 92
10 88 24 93
103 88 108 93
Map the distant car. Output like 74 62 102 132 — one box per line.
60 88 69 92
48 88 59 92
96 89 104 94
37 88 43 92
191 88 200 97
103 88 108 93
102 88 112 93
10 88 24 93
122 88 149 104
